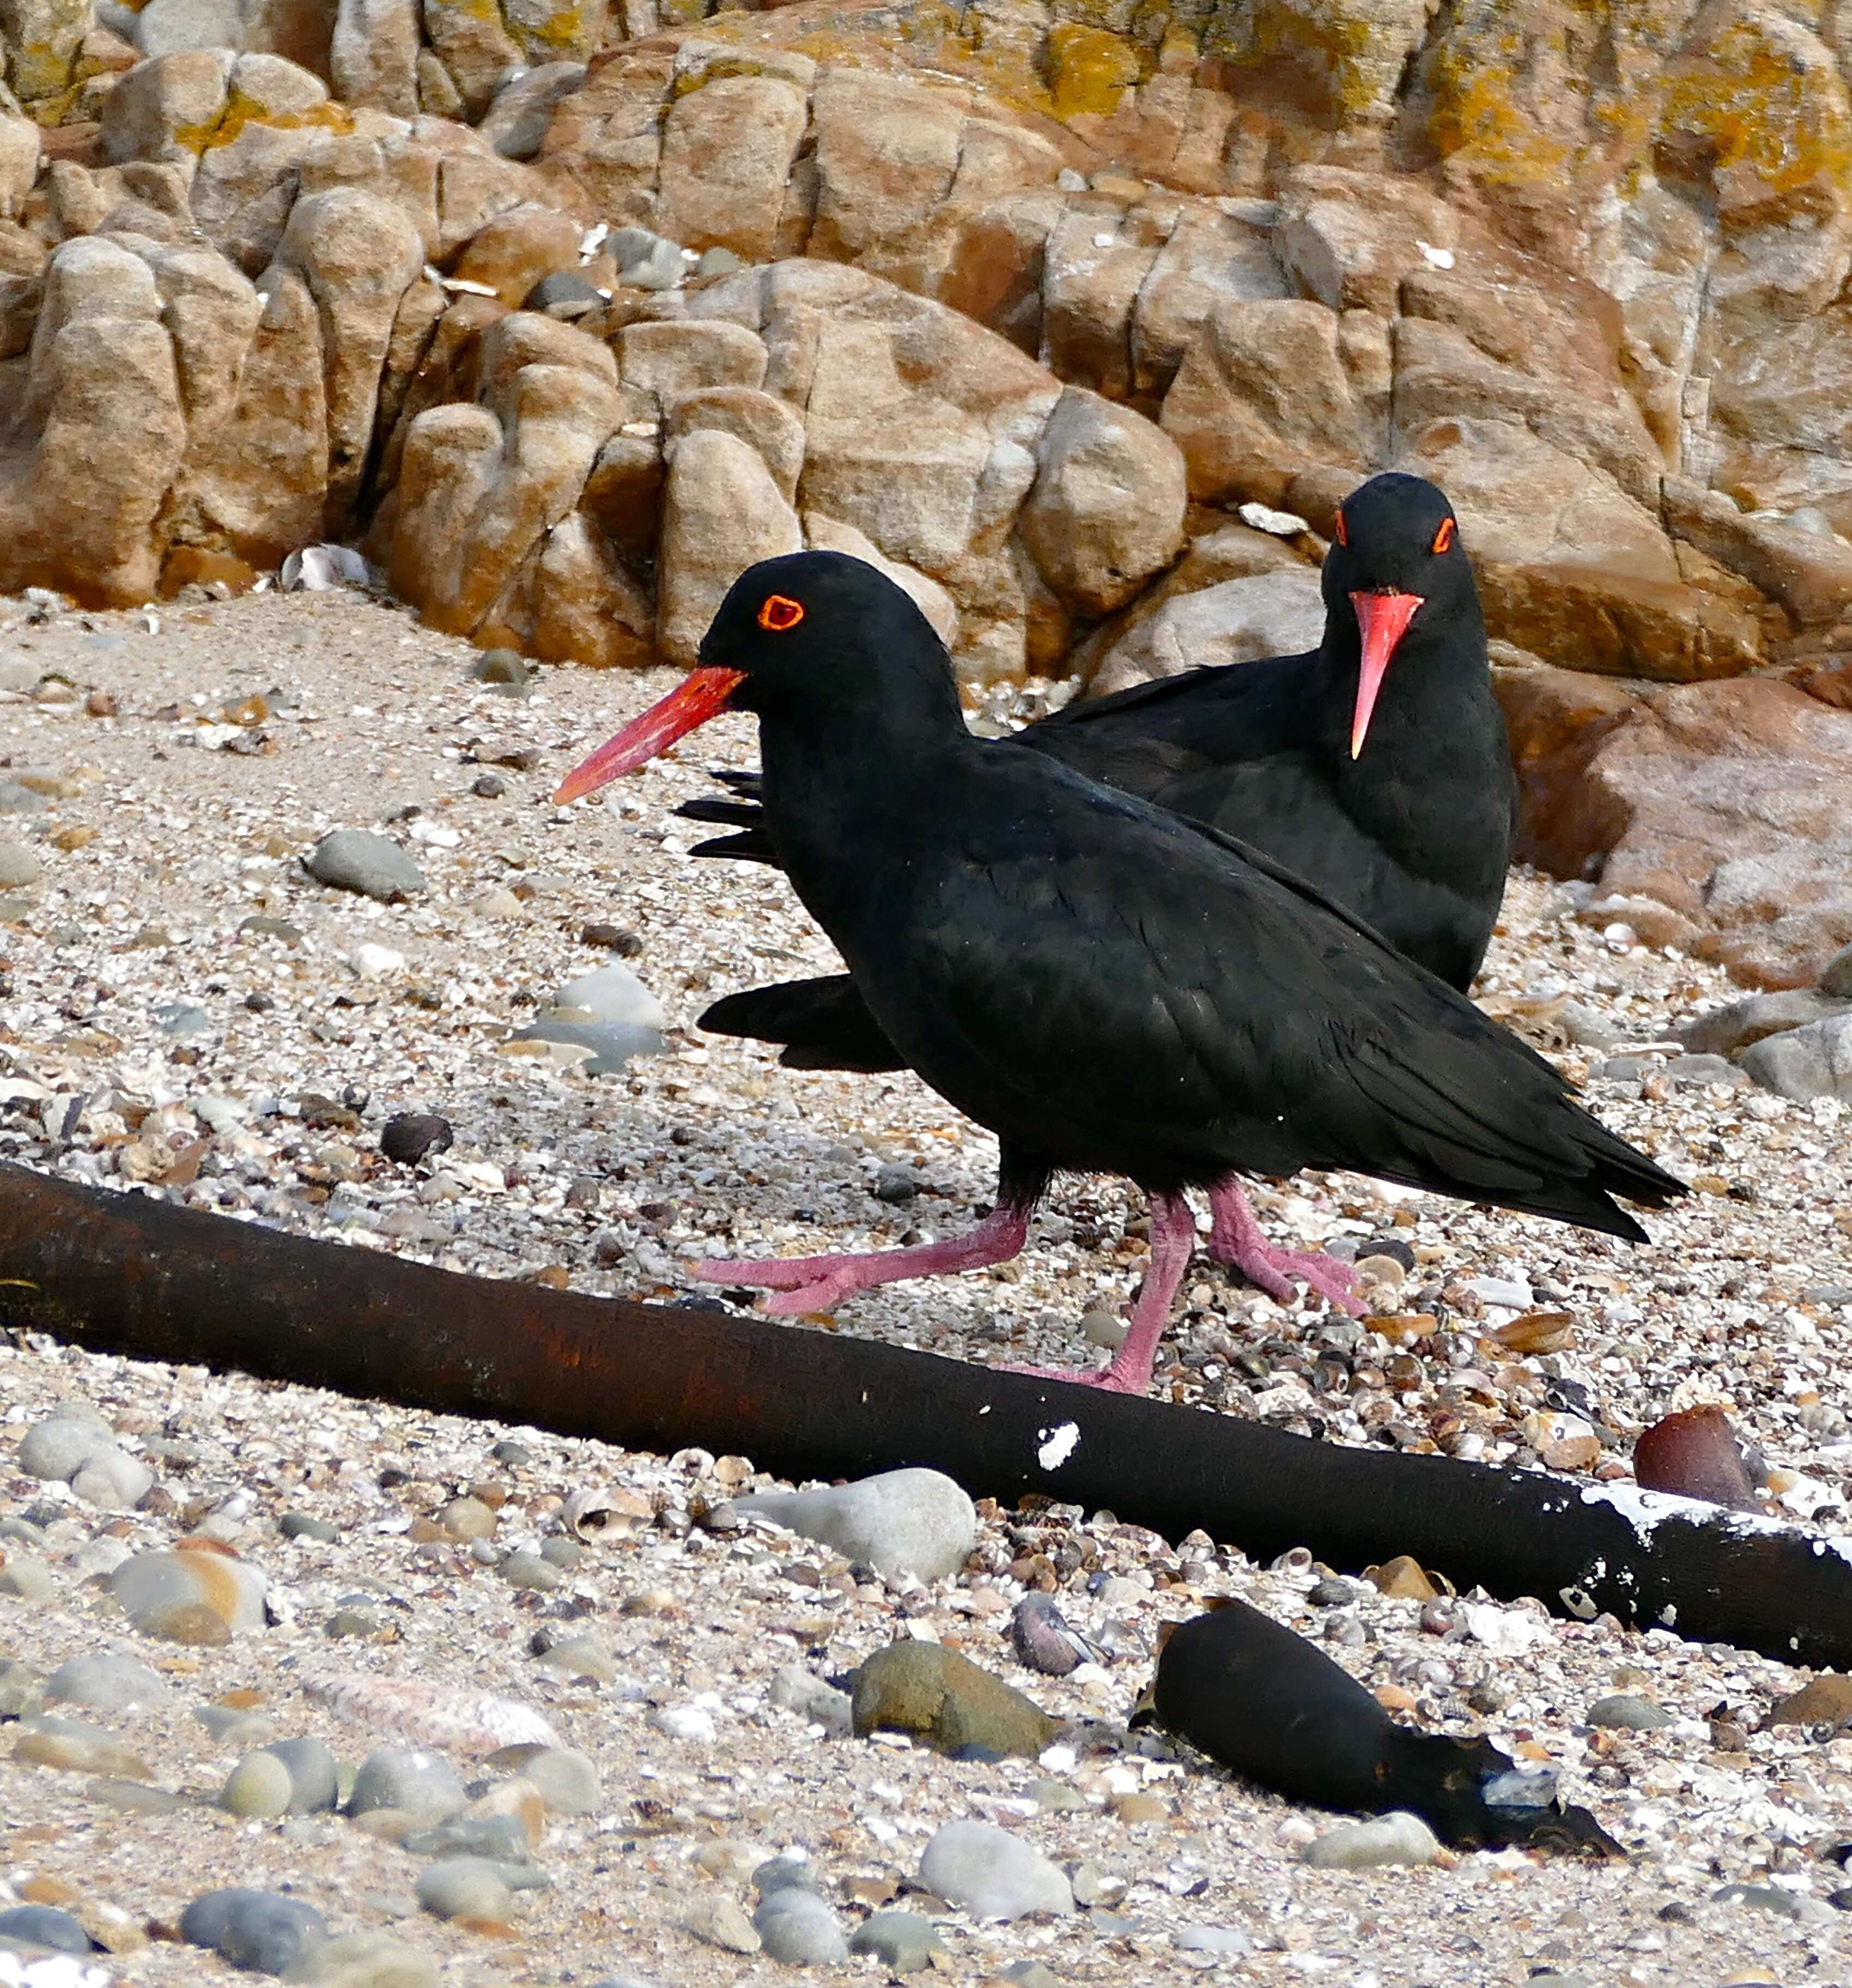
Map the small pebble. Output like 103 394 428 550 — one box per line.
17 1407 116 1482
1002 1963 1060 1988
109 1548 266 1636
684 1892 761 1953
280 1513 340 1543
307 829 428 900
1300 1811 1441 1869
733 1468 975 1580
347 1748 467 1823
182 1887 327 1974
849 1910 945 1973
286 1931 442 1986
379 1114 454 1165
14 1716 151 1780
768 1663 852 1736
1587 1693 1672 1731
918 1821 1073 1920
489 1744 601 1816
753 1886 849 1963
0 1559 56 1604
43 1654 171 1714
0 1905 95 1954
1080 1309 1129 1350
498 1548 561 1591
404 1813 533 1862
415 1856 514 1922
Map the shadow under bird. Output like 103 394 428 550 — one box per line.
555 550 1680 1395
678 473 1515 1311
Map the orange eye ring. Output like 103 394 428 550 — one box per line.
1431 517 1456 554
1333 510 1349 548
757 594 805 632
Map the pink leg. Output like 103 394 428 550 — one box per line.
1207 1179 1364 1316
696 1203 1030 1317
1002 1192 1197 1396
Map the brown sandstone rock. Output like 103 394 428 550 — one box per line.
657 426 802 664
1508 671 1852 987
1161 298 1363 508
656 73 809 261
530 509 653 668
452 201 582 307
667 385 803 503
802 510 957 650
1019 384 1186 616
1403 418 1762 682
330 0 420 117
0 234 188 605
269 184 426 524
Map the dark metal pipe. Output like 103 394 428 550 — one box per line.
0 1161 1845 1664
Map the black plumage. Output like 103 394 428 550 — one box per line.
684 472 1515 1083
556 550 1679 1392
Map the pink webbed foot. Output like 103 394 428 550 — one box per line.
696 1203 1030 1317
1206 1179 1364 1316
998 1191 1198 1398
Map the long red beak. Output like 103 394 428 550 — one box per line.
1347 591 1423 760
552 666 747 804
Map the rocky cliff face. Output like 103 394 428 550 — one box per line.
6 0 1852 983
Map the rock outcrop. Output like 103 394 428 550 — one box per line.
9 0 1852 979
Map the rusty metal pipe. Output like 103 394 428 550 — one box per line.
0 1161 1846 1664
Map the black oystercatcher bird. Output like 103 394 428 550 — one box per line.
681 476 1510 1089
555 551 1678 1393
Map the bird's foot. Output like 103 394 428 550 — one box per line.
695 1203 1031 1318
1206 1180 1366 1316
996 1350 1153 1395
695 1251 888 1317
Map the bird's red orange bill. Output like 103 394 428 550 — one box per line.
554 666 747 803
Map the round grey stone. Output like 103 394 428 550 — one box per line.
44 1653 172 1713
1587 1693 1672 1731
0 1905 93 1953
849 1910 945 1973
768 1663 852 1736
265 1735 339 1813
752 1886 848 1965
497 1548 562 1591
17 1411 114 1481
306 829 428 901
732 1467 975 1580
404 1814 533 1862
221 1749 294 1819
416 1856 514 1922
508 1745 600 1816
0 843 42 888
347 1748 466 1823
1300 1810 1440 1869
69 1445 154 1510
181 1888 326 1972
919 1821 1073 1920
279 1512 340 1543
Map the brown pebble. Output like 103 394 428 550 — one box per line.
1364 1555 1437 1602
439 1496 497 1541
1769 1672 1852 1727
1109 1790 1171 1824
1633 1407 1761 1512
1492 1310 1576 1355
136 1601 232 1646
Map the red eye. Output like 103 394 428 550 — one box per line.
1333 510 1349 547
758 595 804 632
1431 517 1456 554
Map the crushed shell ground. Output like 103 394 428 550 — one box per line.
0 586 1844 1986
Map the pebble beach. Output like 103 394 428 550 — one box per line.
0 585 1847 1986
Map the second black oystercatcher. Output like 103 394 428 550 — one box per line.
556 551 1679 1395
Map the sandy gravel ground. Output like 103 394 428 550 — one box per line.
0 584 1846 1986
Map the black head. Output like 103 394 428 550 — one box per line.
1317 474 1482 759
700 551 963 731
554 551 962 804
1322 472 1475 613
